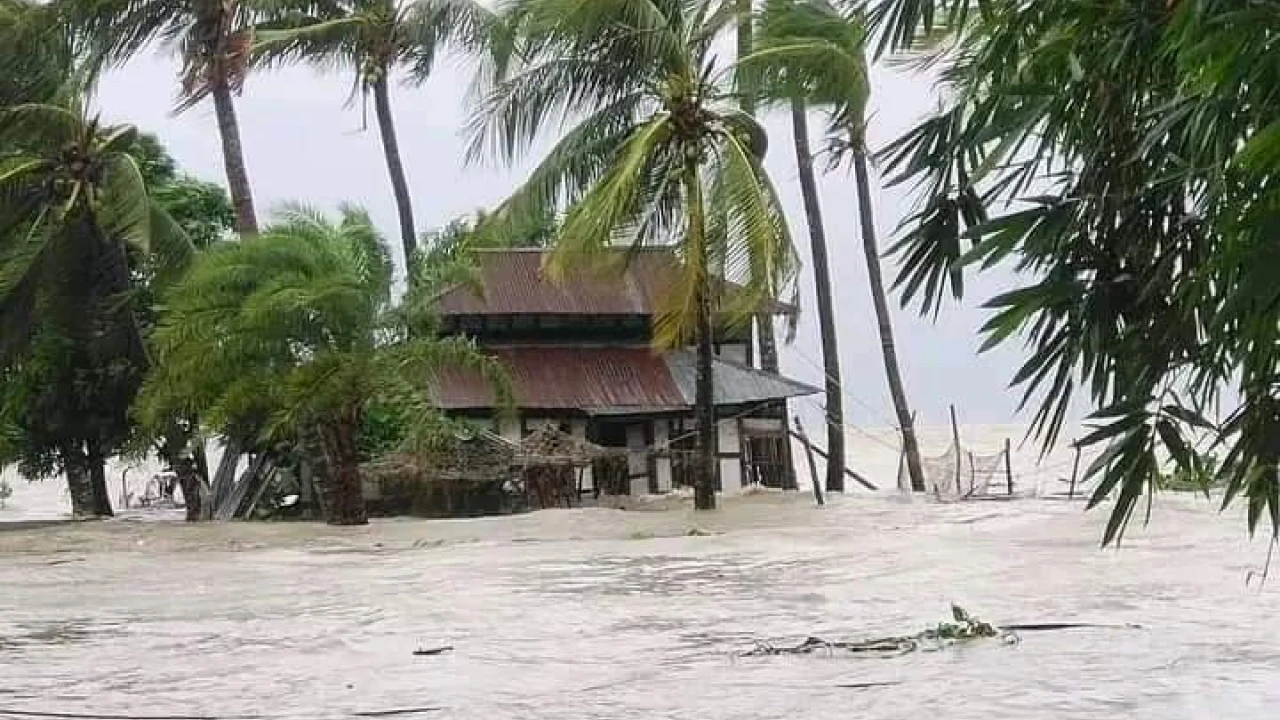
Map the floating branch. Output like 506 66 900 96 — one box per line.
741 605 1019 658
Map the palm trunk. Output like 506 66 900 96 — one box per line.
372 75 418 274
850 131 925 492
208 75 255 519
792 100 846 493
63 443 96 519
736 0 755 118
734 0 781 373
175 457 202 521
301 427 331 519
86 439 113 517
319 406 368 526
210 75 259 236
192 436 213 520
686 157 718 511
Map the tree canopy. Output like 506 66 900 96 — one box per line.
139 203 510 523
878 0 1280 542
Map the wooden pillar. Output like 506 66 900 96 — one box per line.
794 418 824 506
780 400 798 490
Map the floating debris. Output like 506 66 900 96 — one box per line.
741 605 1019 658
412 645 454 657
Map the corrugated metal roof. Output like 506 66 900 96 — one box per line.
435 248 796 316
663 350 820 406
434 346 688 411
434 346 818 412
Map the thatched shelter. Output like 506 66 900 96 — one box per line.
514 425 626 507
362 429 520 516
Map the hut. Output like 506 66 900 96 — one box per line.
514 425 626 507
363 428 520 516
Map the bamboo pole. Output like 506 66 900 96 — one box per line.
1067 442 1082 499
793 418 824 506
950 405 963 495
1004 438 1014 495
786 429 877 490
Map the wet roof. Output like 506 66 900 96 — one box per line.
663 350 821 407
433 346 819 414
435 248 796 317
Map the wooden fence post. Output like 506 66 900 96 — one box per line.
1004 438 1014 495
950 405 963 495
1067 442 1082 499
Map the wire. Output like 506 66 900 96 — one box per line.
647 399 780 453
796 396 904 453
788 346 904 430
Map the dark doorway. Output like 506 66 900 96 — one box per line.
590 421 629 495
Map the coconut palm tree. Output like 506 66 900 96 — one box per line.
744 0 926 491
0 100 194 516
0 0 75 109
470 0 799 510
65 0 266 235
253 0 502 271
733 0 781 375
139 203 509 525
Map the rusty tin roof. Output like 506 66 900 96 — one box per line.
435 248 796 317
434 346 818 413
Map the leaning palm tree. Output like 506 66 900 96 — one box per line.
139 203 509 525
0 100 193 516
743 0 926 491
471 0 799 510
64 0 265 235
253 0 502 271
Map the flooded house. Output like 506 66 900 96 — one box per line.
431 248 819 497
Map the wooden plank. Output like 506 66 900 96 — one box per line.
793 419 824 506
786 429 878 491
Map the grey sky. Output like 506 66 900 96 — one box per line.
96 54 1054 430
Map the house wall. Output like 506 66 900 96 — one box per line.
717 417 743 493
626 424 649 496
716 342 749 366
455 411 762 497
653 422 673 492
570 418 594 490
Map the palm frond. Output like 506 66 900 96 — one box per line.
545 114 674 279
710 123 799 321
0 102 84 149
251 16 364 73
741 0 870 130
400 0 510 84
145 201 196 283
96 153 153 255
473 91 649 235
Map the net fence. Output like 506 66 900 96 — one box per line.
899 443 1011 500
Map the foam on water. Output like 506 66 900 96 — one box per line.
0 427 1270 719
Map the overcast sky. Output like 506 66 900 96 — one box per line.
95 51 1065 431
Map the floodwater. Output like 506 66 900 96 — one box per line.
1 428 1278 719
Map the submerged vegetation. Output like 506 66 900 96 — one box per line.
0 0 1276 539
743 605 1016 657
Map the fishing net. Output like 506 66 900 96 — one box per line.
899 443 1010 500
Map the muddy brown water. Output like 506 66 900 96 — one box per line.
1 488 1278 720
